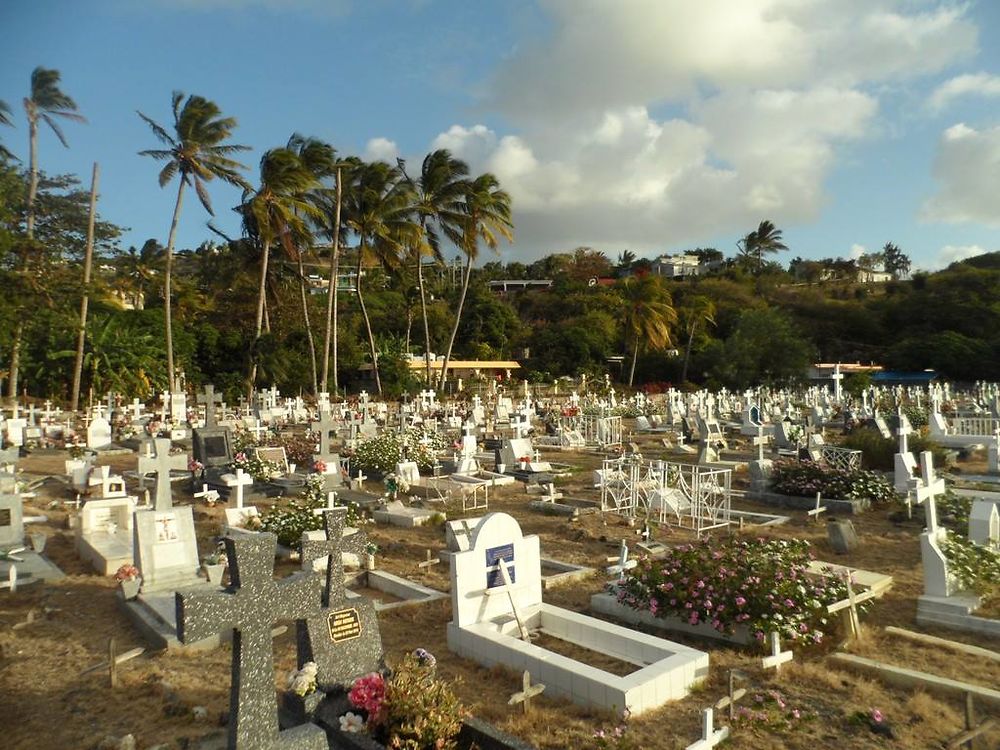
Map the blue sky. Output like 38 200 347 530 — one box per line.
2 0 999 271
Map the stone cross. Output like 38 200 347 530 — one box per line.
225 468 254 510
137 438 177 512
175 534 326 750
896 408 912 455
753 422 768 462
159 391 170 422
300 508 368 606
920 452 943 532
311 412 336 459
197 385 222 428
831 363 844 402
297 509 383 693
130 399 143 422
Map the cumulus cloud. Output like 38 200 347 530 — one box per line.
928 72 1000 112
375 2 980 258
923 123 1000 226
488 0 976 122
927 244 992 270
364 137 399 163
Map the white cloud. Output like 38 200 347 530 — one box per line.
363 137 399 163
488 0 976 122
849 244 867 260
926 244 992 270
923 123 1000 226
928 72 1000 111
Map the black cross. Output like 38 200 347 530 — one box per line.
300 508 369 607
176 535 326 750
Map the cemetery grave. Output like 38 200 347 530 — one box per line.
0 391 997 750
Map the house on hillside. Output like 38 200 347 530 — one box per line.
651 254 721 279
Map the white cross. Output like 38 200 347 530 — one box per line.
606 540 637 580
685 707 729 750
753 422 769 462
224 468 253 509
761 631 793 672
194 483 220 506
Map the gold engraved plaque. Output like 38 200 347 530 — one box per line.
328 608 362 642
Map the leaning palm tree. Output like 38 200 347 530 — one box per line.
240 146 323 390
740 219 788 274
620 275 676 387
677 295 716 384
7 68 86 402
287 134 337 394
398 149 469 384
343 161 421 396
438 173 513 392
138 92 249 391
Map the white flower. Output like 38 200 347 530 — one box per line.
339 712 364 733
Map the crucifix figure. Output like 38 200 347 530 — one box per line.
297 509 384 693
197 385 222 429
176 535 327 750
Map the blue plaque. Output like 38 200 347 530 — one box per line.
485 543 515 589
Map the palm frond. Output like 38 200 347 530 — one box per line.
41 113 69 147
157 160 179 187
136 111 175 148
194 176 214 215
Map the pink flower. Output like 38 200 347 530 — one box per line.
735 596 747 607
348 673 386 718
871 709 883 723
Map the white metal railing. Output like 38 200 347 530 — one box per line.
820 445 862 471
949 416 1000 437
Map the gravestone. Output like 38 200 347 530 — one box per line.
77 497 136 575
296 509 384 693
193 427 234 470
176 534 327 750
0 494 25 550
968 500 999 548
826 519 858 554
87 416 113 450
133 506 201 593
169 391 187 425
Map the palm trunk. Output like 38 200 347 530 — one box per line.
417 218 433 385
681 324 696 384
405 307 413 353
296 253 318 394
163 178 186 392
321 168 342 394
250 238 271 391
438 252 473 392
71 163 99 412
355 243 382 395
7 118 40 403
628 333 639 387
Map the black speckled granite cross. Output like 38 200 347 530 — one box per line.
176 534 327 750
297 509 384 693
300 509 369 607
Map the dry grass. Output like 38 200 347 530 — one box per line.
0 436 998 749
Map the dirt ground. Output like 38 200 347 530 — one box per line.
1 430 998 750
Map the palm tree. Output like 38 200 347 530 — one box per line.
138 92 249 391
115 239 165 309
438 173 513 392
343 161 421 395
882 242 911 280
287 134 337 394
0 100 15 160
240 146 323 390
620 275 676 387
398 150 469 384
677 295 716 384
7 68 86 402
739 219 788 274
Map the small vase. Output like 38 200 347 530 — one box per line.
496 463 506 474
204 563 226 586
364 553 376 571
120 578 141 600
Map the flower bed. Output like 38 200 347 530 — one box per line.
352 427 447 476
770 460 896 505
260 474 365 548
614 537 852 645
